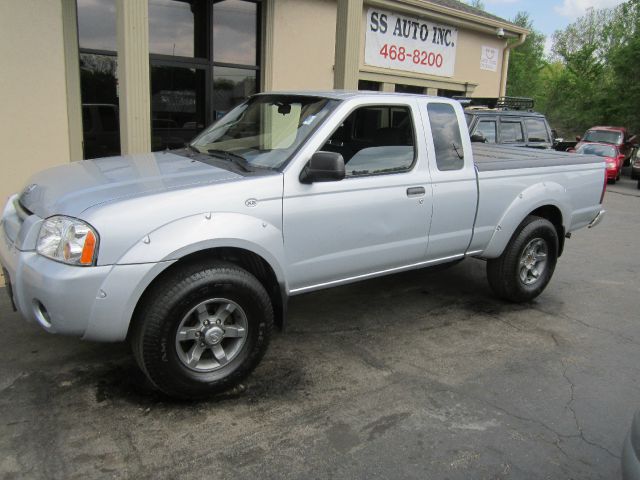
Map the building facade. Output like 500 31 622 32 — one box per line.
0 0 526 202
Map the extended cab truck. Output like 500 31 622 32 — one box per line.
0 92 606 399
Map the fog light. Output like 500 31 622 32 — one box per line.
33 300 52 328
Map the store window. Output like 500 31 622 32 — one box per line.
358 80 380 91
150 66 207 151
213 0 257 65
77 0 116 51
149 0 260 150
395 84 424 94
149 0 207 58
77 0 120 159
77 0 260 156
213 67 257 119
437 89 461 98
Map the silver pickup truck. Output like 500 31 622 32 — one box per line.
0 92 605 398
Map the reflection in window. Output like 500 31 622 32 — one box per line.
80 53 120 159
149 0 207 57
151 66 207 151
191 95 336 170
213 67 257 118
213 0 257 65
475 120 497 143
501 121 524 143
322 106 416 176
427 103 464 171
77 0 116 51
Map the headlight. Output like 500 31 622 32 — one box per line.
606 161 617 169
36 216 99 266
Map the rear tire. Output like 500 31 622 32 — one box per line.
487 216 558 302
131 261 273 399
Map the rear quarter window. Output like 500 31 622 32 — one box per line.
501 121 524 143
525 118 550 143
427 103 464 171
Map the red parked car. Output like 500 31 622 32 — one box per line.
575 142 623 183
575 126 636 165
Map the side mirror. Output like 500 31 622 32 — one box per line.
575 135 581 142
300 151 345 183
470 133 487 143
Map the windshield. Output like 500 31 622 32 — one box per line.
583 129 623 144
576 144 616 157
191 95 338 170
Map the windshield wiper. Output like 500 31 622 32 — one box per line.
207 149 252 172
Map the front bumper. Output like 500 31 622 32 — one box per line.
1 220 170 342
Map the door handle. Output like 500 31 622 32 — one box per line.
406 186 426 197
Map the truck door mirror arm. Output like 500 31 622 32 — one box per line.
299 151 346 184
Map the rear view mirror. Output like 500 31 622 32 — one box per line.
576 135 581 142
300 151 345 183
470 133 487 143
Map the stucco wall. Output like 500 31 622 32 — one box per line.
452 29 505 97
270 0 337 91
0 0 71 204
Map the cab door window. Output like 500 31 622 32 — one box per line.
321 105 416 176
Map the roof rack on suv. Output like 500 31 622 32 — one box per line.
453 96 535 111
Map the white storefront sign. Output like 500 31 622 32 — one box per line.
480 46 499 72
364 8 458 78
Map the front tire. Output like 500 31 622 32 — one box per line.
131 262 273 399
487 216 558 302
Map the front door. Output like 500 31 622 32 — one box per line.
283 101 433 293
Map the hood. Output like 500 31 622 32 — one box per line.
18 151 242 218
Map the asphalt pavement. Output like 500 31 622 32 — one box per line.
1 174 639 479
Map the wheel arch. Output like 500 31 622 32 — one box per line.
528 204 565 256
480 181 570 259
127 246 288 342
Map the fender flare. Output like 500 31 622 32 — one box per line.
84 212 289 341
116 211 287 285
480 181 571 259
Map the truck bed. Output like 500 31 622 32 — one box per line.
472 144 603 172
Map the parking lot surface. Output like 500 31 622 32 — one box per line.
1 175 639 479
